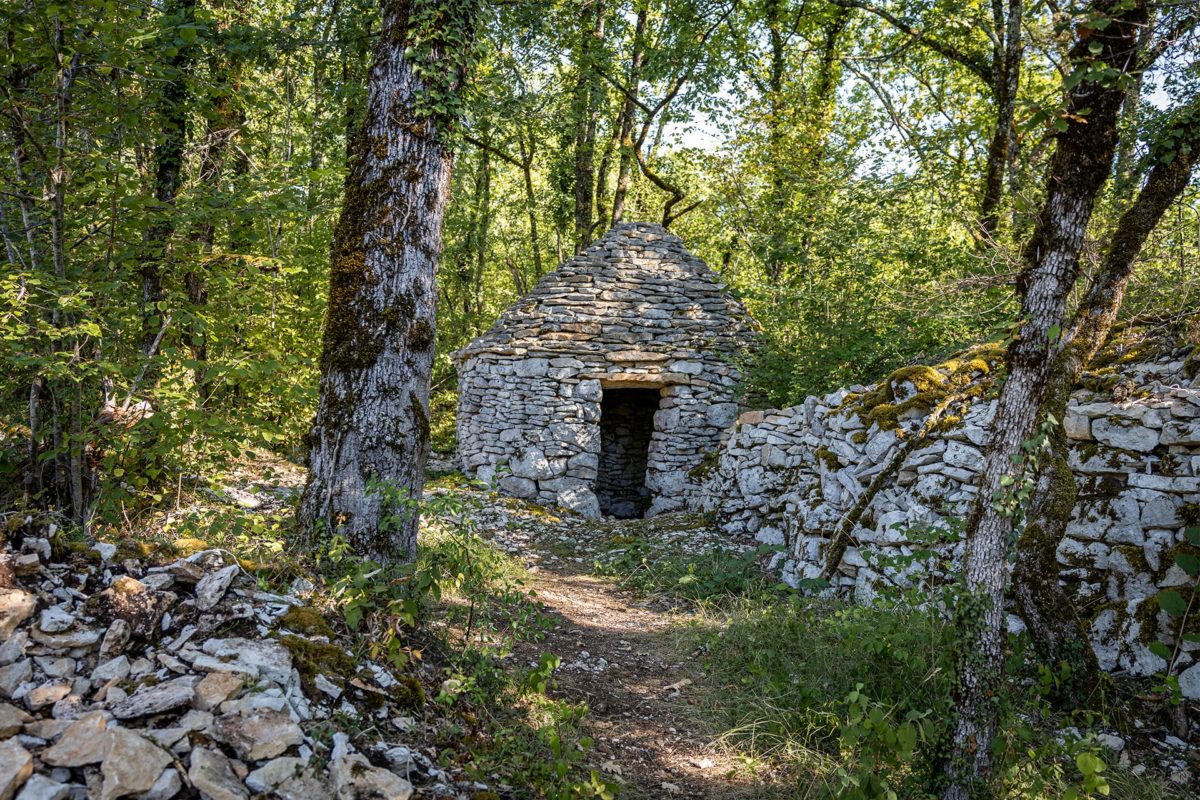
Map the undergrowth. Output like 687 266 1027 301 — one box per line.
588 517 1190 799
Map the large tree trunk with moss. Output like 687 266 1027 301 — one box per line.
299 0 476 563
942 3 1146 796
1012 103 1200 700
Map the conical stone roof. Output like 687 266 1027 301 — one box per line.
455 222 754 363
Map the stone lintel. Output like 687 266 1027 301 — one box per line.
592 372 690 388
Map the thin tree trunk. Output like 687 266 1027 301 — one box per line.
979 0 1022 238
763 0 788 280
141 0 197 357
795 6 851 253
517 126 542 277
1013 104 1200 697
611 0 647 226
473 146 491 315
6 57 44 500
1111 16 1156 201
186 2 244 402
572 0 606 253
943 3 1146 795
299 0 477 563
594 121 615 234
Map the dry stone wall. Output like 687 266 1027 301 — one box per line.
700 345 1200 692
455 223 754 518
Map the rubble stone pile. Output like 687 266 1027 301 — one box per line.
0 531 481 800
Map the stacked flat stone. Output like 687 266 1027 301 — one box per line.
455 222 755 517
700 349 1200 693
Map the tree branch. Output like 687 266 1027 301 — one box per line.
828 0 993 83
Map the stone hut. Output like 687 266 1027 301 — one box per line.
454 222 755 519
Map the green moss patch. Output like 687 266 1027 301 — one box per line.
838 343 1005 431
279 606 336 639
279 634 357 697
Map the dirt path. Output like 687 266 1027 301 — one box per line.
447 492 769 800
212 467 761 796
513 561 752 799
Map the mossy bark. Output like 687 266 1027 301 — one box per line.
299 0 476 564
141 0 197 359
942 5 1147 796
1011 93 1200 701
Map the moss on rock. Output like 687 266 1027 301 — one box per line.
279 606 336 639
279 634 356 697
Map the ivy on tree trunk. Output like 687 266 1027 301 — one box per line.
941 2 1148 795
299 0 478 563
1012 96 1200 702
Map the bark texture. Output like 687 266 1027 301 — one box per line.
942 3 1147 796
142 0 197 356
610 0 647 226
979 0 1022 237
299 0 475 563
1012 102 1200 695
572 0 607 252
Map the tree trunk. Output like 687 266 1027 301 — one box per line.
473 147 491 315
572 0 606 253
141 0 197 357
518 127 542 278
943 3 1146 795
1012 105 1200 698
979 0 1022 238
795 6 851 253
763 0 788 280
611 1 647 226
299 0 476 563
186 3 245 403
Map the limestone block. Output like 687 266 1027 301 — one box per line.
557 486 600 518
654 408 681 431
1063 410 1092 440
1139 492 1180 527
512 358 550 378
576 380 602 402
548 422 598 451
700 407 739 431
1129 473 1200 493
566 451 599 474
864 430 898 462
497 476 537 499
943 441 984 471
509 448 561 480
1161 419 1200 446
1092 418 1159 452
1180 661 1200 699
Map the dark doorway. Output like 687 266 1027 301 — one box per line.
596 388 660 518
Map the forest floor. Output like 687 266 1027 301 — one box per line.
87 453 1195 799
191 455 781 797
437 481 767 799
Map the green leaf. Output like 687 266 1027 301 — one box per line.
1148 640 1172 660
1175 552 1200 578
1157 590 1188 617
1186 527 1200 547
1076 751 1105 776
